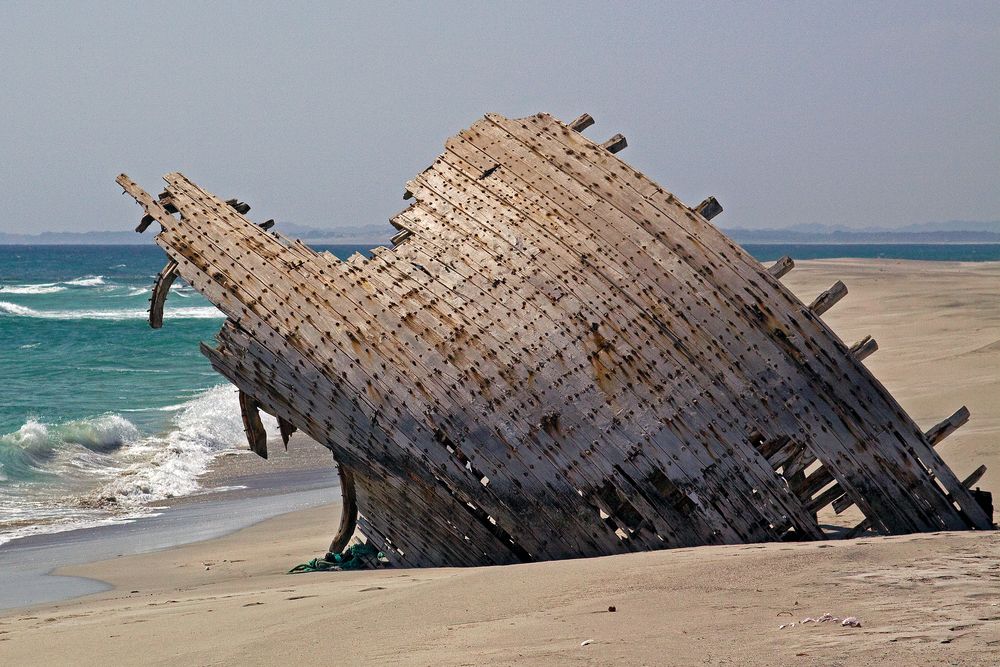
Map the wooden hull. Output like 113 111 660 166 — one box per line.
117 112 992 567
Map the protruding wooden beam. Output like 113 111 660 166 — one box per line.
238 391 268 459
225 198 251 215
808 280 848 316
277 416 297 449
694 196 723 221
849 335 879 361
118 173 173 234
569 113 595 132
148 260 179 329
601 133 627 153
925 406 970 446
329 464 359 554
962 464 987 489
807 482 848 514
768 256 794 279
391 229 413 246
136 214 156 233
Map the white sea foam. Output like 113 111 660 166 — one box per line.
125 287 149 297
64 275 106 287
0 385 275 545
97 385 276 505
0 283 66 294
0 301 223 320
0 275 122 295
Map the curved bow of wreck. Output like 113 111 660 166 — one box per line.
117 112 992 567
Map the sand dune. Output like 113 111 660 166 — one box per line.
2 259 998 666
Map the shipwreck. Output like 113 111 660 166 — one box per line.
118 112 993 567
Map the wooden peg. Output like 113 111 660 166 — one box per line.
135 214 156 233
925 406 970 446
601 134 627 153
569 113 595 132
849 335 879 361
808 281 847 316
768 256 794 279
694 197 723 221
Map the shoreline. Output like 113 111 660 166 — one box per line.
0 434 338 612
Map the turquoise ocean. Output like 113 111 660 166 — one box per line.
2 242 999 545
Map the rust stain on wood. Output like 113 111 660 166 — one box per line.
117 112 993 567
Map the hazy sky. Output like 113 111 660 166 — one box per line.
1 1 997 234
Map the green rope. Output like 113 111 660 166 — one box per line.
288 542 385 574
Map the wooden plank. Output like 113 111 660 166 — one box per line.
600 133 627 153
925 407 970 446
329 465 358 553
849 335 879 361
767 256 794 279
694 197 723 221
239 390 268 459
148 259 178 329
809 280 848 316
569 113 595 132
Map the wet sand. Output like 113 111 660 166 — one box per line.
0 435 336 611
2 259 998 666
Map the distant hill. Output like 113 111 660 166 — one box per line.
3 221 998 246
0 223 392 246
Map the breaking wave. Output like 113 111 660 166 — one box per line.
63 275 106 287
0 301 223 320
0 284 66 295
0 275 113 294
0 385 275 545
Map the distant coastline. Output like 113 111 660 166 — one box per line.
0 222 392 246
4 221 997 246
723 229 1000 245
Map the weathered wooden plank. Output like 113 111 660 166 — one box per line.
925 407 970 446
329 465 358 553
148 259 178 329
600 133 627 153
569 113 595 132
694 196 723 221
768 256 794 279
849 335 879 361
239 390 268 459
963 464 987 489
808 280 848 316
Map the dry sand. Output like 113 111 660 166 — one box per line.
2 259 999 666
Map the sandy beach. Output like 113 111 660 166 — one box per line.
2 259 998 666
